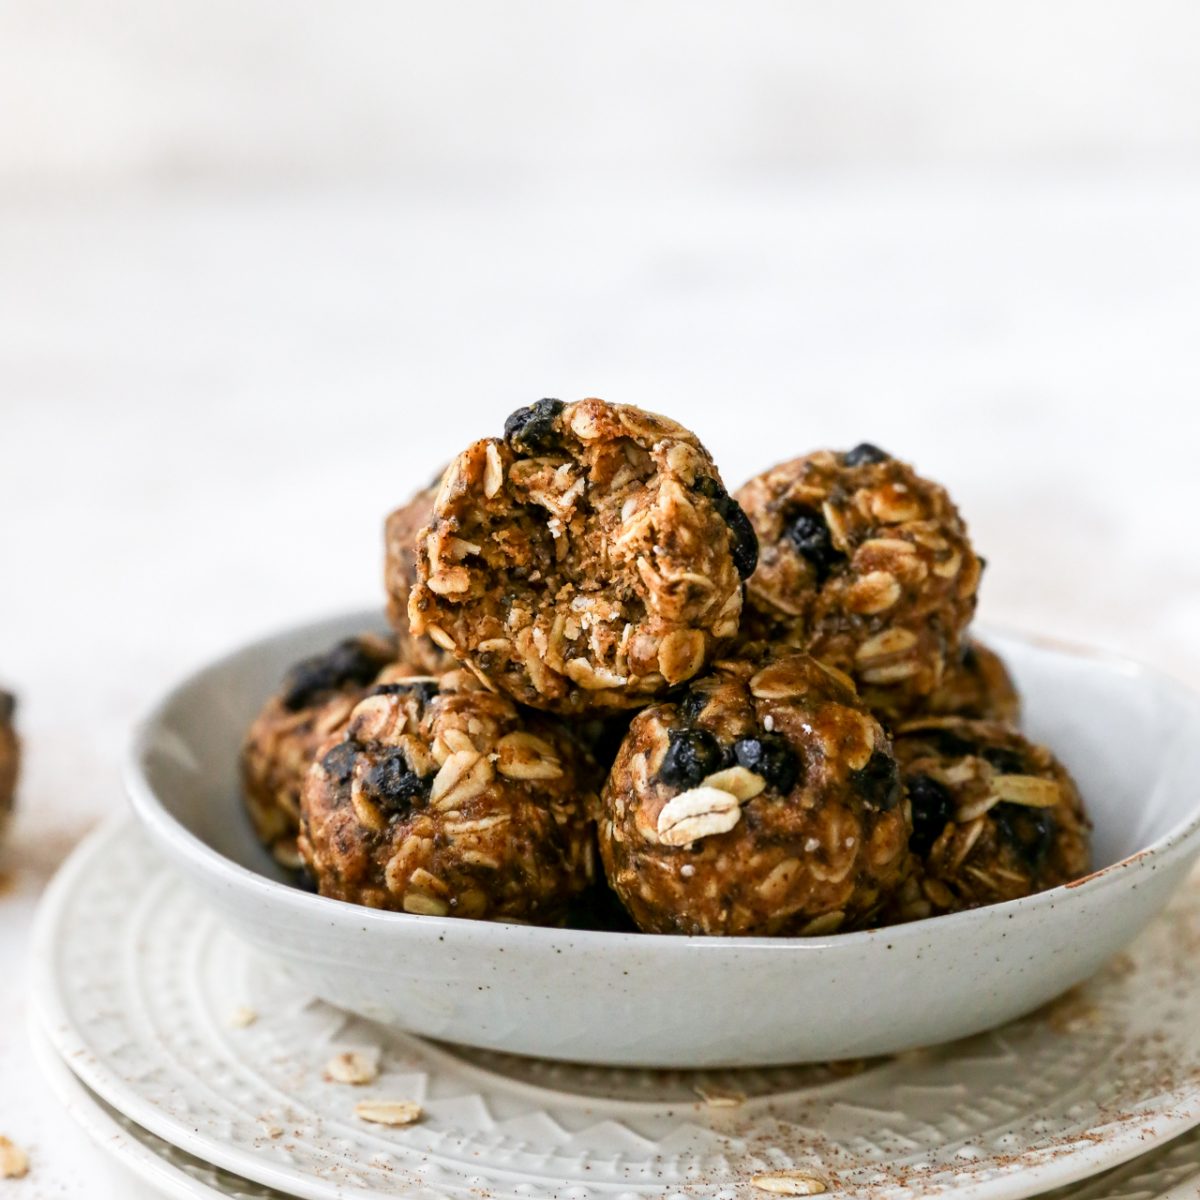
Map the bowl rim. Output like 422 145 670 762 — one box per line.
124 609 1200 955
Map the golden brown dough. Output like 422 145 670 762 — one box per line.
735 445 980 718
407 398 756 714
597 651 911 936
0 689 18 835
240 633 403 867
299 667 597 922
917 637 1021 725
887 717 1090 920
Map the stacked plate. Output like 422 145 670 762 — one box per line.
28 615 1200 1199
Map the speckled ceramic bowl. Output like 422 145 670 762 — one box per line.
126 611 1200 1068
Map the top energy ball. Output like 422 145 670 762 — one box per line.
735 444 981 715
406 398 756 714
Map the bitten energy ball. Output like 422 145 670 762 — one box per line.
598 652 911 936
299 667 597 921
888 717 1090 920
735 445 981 717
241 634 401 866
0 689 18 836
383 478 457 674
920 638 1021 725
407 398 756 714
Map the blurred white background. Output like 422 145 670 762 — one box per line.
2 3 1200 1187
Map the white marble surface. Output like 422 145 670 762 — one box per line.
1 172 1199 1194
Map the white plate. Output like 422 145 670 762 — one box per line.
31 818 1200 1200
125 611 1200 1068
29 1014 280 1200
29 1021 1200 1200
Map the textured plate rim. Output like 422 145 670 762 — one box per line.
28 815 1200 1200
124 610 1200 954
27 1000 245 1200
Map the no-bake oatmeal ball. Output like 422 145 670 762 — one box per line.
735 444 981 719
298 667 597 921
597 652 911 936
407 398 756 714
887 717 1090 920
0 689 18 834
383 478 456 674
241 633 406 866
918 637 1021 725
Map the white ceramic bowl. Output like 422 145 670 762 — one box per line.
127 611 1200 1068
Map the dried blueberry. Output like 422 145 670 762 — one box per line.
693 477 759 579
850 750 902 811
784 505 844 585
320 740 359 787
295 866 319 893
843 442 891 467
981 746 1027 776
0 689 14 723
659 728 724 789
360 747 432 816
281 639 386 711
993 802 1055 871
960 642 979 670
371 680 441 705
733 734 800 794
906 772 955 857
503 398 565 454
676 687 711 723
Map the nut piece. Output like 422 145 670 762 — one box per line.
228 1005 257 1028
751 1171 827 1196
353 1099 423 1126
325 1051 379 1085
656 785 742 846
0 1137 28 1179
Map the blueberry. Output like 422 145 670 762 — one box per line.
843 443 891 467
503 398 565 454
993 802 1055 871
281 639 387 711
676 688 711 723
733 734 800 794
320 740 359 787
659 728 724 789
784 505 844 585
906 773 955 857
295 866 319 893
850 750 902 811
360 747 432 817
693 477 759 579
960 642 979 670
0 689 14 723
981 746 1027 776
371 680 441 705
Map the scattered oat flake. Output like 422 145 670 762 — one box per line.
228 1006 257 1028
263 1125 284 1139
751 1171 827 1196
0 1136 29 1179
325 1051 379 1085
353 1100 423 1127
695 1085 746 1107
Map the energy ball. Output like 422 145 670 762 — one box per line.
298 667 597 922
407 398 756 714
0 689 18 838
383 477 457 674
888 717 1090 920
735 445 981 717
597 652 912 936
241 633 404 867
919 638 1021 725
